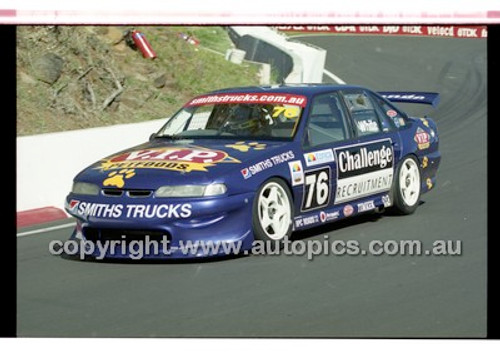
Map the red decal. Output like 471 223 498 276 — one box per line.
110 148 227 164
186 93 307 108
387 110 397 117
414 128 431 150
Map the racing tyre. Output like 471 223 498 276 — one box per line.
253 178 293 247
391 155 422 215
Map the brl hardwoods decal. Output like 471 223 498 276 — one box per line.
68 200 192 219
186 93 307 107
334 139 394 204
99 146 240 173
301 167 331 212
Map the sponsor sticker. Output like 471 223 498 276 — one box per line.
382 194 392 208
357 200 375 213
387 110 397 117
241 168 252 179
69 201 192 220
381 93 426 101
356 119 379 133
303 149 335 167
319 210 340 223
98 146 240 173
226 141 266 152
334 139 394 204
186 93 308 107
295 214 320 228
343 204 354 217
288 160 304 186
241 150 296 179
420 118 430 127
414 127 431 150
67 199 80 213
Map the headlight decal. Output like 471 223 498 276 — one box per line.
155 184 227 198
72 182 100 196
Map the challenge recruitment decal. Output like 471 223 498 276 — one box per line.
334 139 394 204
98 146 240 173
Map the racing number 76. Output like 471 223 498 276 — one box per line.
302 168 330 211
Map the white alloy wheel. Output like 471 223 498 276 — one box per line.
257 181 292 240
399 157 421 207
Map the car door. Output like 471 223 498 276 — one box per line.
332 89 402 205
299 91 357 215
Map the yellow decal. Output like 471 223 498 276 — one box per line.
272 106 299 119
421 156 428 169
420 118 430 127
225 141 267 152
426 178 433 189
98 146 240 173
103 169 136 188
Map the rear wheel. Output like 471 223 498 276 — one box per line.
252 178 293 243
391 156 421 215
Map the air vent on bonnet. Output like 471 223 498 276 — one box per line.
101 189 153 198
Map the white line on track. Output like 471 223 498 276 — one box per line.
323 69 346 84
17 222 75 237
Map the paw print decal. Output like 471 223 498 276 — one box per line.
421 156 428 169
225 141 266 152
426 178 433 190
103 169 136 188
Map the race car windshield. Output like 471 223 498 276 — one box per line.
157 95 305 140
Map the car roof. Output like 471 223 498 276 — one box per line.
209 84 367 97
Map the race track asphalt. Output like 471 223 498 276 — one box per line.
17 35 487 337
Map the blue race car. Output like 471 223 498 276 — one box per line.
65 84 440 259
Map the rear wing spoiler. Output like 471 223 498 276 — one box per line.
377 92 440 108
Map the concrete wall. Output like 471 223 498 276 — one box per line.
228 26 326 83
17 119 165 212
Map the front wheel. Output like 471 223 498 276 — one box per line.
252 178 293 243
391 156 421 215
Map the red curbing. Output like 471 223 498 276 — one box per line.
17 207 68 228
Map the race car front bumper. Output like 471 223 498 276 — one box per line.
64 192 255 259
